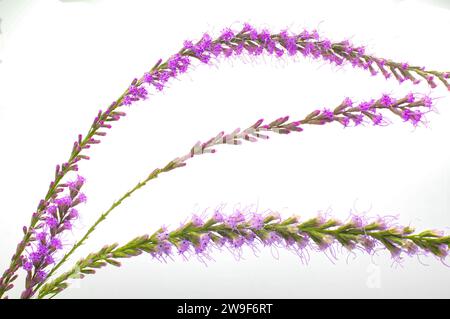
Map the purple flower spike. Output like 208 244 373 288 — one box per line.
29 252 41 264
46 205 57 216
321 109 334 121
156 227 169 241
343 97 353 107
212 211 224 222
351 215 365 228
358 99 374 111
22 261 33 272
423 96 433 108
63 221 72 231
68 175 85 190
37 207 450 299
183 40 193 49
437 244 448 258
372 113 384 126
68 208 79 219
249 213 264 230
137 210 450 266
19 174 88 298
360 236 376 253
55 196 72 209
74 193 87 205
353 114 364 126
45 217 58 229
380 94 395 107
191 215 204 227
36 232 47 242
177 240 191 254
35 270 47 283
341 117 351 127
50 238 62 250
401 109 423 126
220 28 234 42
45 255 55 265
406 93 415 103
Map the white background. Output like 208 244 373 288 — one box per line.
0 0 449 298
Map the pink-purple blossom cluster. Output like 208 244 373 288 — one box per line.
147 210 449 265
112 23 448 113
316 93 433 128
20 175 87 298
140 54 191 94
36 208 450 299
172 23 449 90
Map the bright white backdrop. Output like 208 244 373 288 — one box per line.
0 0 449 298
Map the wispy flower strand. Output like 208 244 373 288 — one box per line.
37 210 450 299
179 24 449 89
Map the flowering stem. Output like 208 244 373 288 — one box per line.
0 55 161 299
37 211 450 299
0 88 128 298
29 161 180 298
32 93 433 297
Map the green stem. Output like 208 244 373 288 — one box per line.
34 96 431 297
31 161 179 296
37 213 450 299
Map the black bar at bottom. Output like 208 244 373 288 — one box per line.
0 299 448 317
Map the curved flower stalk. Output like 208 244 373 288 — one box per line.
1 23 447 297
179 24 449 90
29 93 434 298
37 210 450 299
